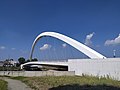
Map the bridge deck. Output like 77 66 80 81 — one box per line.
21 61 68 69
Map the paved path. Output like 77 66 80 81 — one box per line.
3 78 33 90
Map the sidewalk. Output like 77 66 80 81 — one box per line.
3 77 33 90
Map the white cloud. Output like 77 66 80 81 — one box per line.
0 46 6 50
62 43 67 48
105 34 120 46
40 44 51 51
85 32 95 46
11 48 16 50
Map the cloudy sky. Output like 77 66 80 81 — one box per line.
0 0 120 60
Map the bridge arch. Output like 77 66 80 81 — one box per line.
30 32 106 60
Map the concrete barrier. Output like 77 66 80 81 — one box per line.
68 58 120 81
0 71 75 77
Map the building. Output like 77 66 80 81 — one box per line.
0 61 4 66
3 59 17 67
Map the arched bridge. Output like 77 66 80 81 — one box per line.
30 32 106 59
21 32 106 69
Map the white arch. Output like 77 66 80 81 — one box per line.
30 32 106 59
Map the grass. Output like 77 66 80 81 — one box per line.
10 75 120 90
0 79 7 90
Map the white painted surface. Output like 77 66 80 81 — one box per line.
21 61 68 69
30 32 106 59
68 58 120 80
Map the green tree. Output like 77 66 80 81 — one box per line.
26 59 30 62
16 63 20 67
31 58 38 61
18 57 25 64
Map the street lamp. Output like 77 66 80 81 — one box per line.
113 50 116 58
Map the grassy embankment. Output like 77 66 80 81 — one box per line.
11 76 120 90
0 79 7 90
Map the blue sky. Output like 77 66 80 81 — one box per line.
0 0 120 60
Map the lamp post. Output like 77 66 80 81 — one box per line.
113 50 116 58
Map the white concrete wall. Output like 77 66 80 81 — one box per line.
68 58 120 80
0 71 75 77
